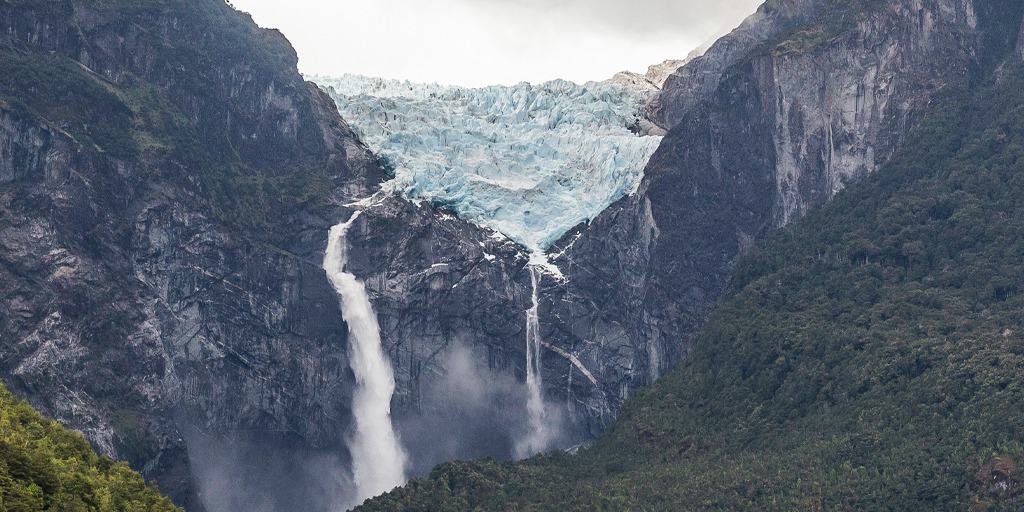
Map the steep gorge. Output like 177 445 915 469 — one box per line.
314 72 672 467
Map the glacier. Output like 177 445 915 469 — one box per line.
313 74 664 252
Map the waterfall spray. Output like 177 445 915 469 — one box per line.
323 211 407 503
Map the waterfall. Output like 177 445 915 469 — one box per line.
515 262 553 458
323 211 407 503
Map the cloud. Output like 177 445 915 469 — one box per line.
482 0 763 38
229 0 762 93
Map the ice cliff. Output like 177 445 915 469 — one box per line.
313 75 663 251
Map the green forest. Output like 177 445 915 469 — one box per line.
0 385 178 511
357 62 1024 512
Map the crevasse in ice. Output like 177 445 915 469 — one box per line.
313 74 663 252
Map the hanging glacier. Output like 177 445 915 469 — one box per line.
313 74 664 252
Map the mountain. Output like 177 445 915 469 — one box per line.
337 0 1020 470
534 0 1012 433
3 0 1023 509
0 0 390 508
0 0 604 506
356 4 1024 509
0 382 178 510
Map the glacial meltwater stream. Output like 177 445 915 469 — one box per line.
323 211 407 504
516 264 553 458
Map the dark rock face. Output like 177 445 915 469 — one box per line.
0 0 386 509
342 197 544 474
548 63 780 407
648 0 821 129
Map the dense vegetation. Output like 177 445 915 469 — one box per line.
357 60 1024 512
0 384 178 511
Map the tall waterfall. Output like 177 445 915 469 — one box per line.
515 262 554 458
323 211 407 503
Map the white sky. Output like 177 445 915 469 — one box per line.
228 0 764 87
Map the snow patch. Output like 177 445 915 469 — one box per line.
528 251 565 282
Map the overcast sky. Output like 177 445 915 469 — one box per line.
228 0 764 86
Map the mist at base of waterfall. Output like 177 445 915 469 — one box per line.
393 343 581 478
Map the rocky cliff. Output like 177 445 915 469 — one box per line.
0 0 388 509
533 0 1018 426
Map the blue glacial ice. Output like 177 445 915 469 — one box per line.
313 75 664 252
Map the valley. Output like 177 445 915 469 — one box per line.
1 0 1023 510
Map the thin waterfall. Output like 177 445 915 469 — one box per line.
323 210 407 503
515 262 553 458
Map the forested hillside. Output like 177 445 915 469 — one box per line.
358 59 1024 512
0 384 178 511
